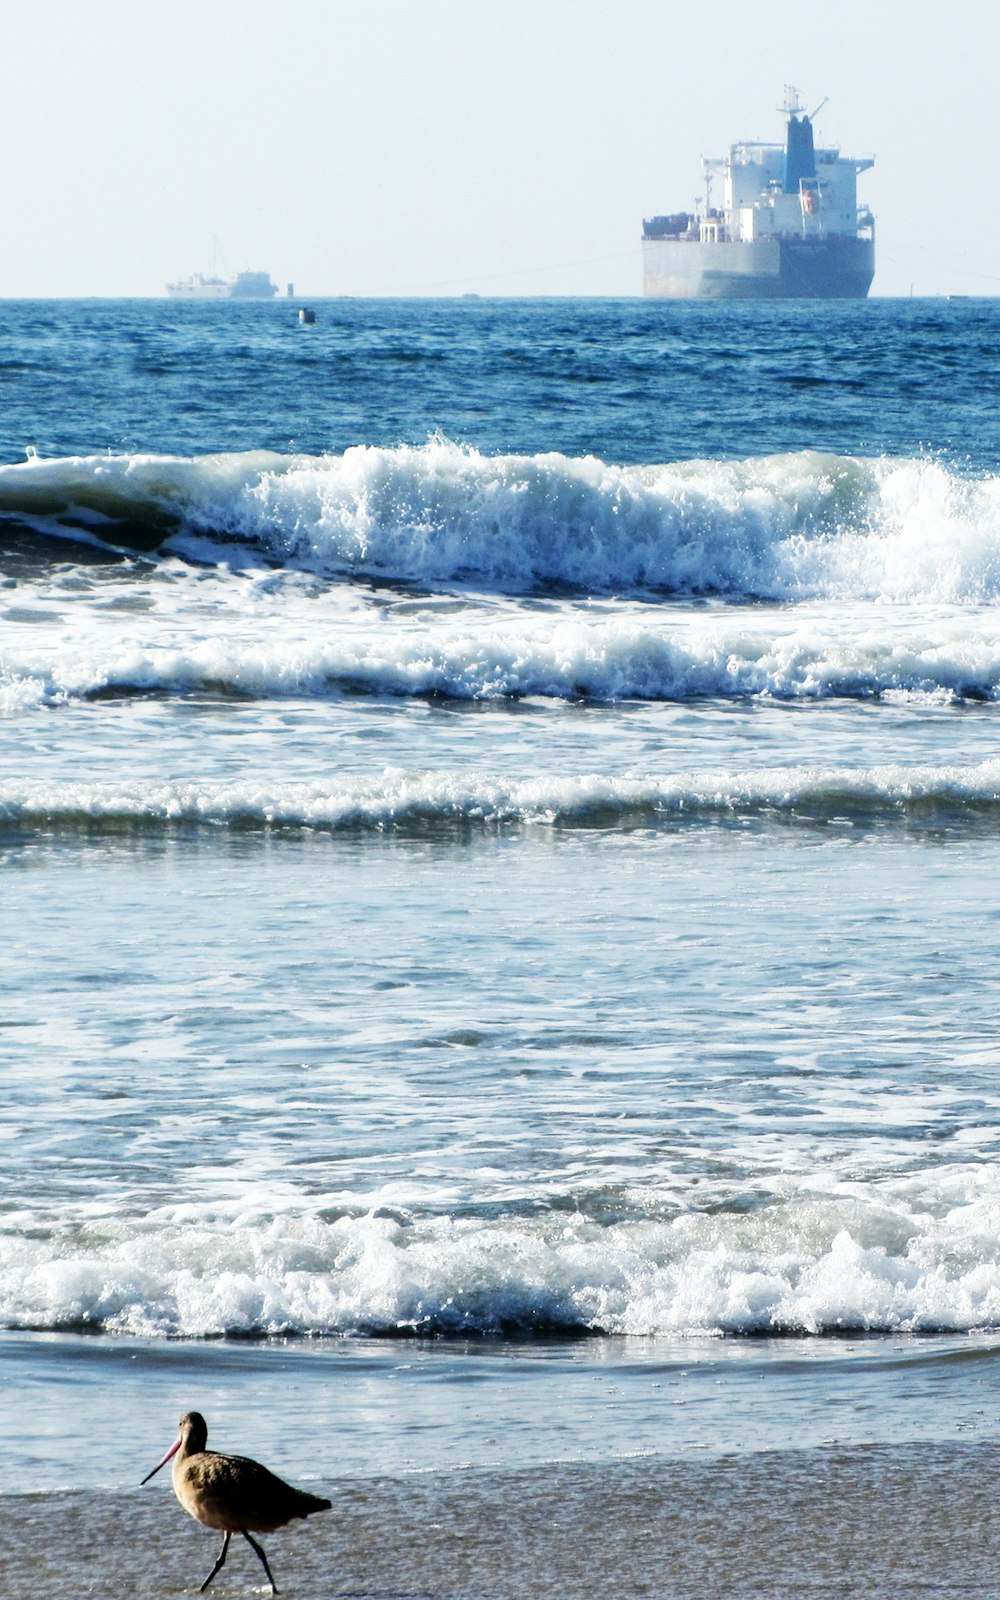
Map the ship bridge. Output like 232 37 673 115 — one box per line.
711 92 874 245
719 138 872 242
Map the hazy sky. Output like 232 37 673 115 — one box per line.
3 0 996 298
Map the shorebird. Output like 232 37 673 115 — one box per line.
141 1410 331 1594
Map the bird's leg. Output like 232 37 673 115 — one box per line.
241 1530 279 1595
199 1531 231 1593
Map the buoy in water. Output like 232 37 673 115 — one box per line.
298 307 316 325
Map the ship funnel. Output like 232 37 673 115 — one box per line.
783 113 816 194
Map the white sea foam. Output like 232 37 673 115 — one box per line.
3 1167 1000 1337
4 586 1000 707
1 760 999 834
6 441 1000 602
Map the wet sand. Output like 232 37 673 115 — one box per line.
3 1443 998 1600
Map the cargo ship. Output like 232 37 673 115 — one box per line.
166 270 279 300
642 89 875 299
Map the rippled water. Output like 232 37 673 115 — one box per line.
4 297 1000 1594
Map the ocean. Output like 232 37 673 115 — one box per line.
4 295 1000 1597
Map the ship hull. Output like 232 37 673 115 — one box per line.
166 284 228 299
642 236 874 299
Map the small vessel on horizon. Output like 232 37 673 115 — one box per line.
642 88 875 299
166 269 279 300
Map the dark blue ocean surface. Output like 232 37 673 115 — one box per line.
2 296 998 468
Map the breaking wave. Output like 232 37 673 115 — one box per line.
5 440 1000 602
5 592 1000 708
4 1165 1000 1338
4 760 1000 837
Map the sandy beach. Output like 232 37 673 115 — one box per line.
4 1443 999 1600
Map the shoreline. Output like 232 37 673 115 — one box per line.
3 1326 998 1493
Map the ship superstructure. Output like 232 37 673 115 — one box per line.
642 90 875 299
166 270 279 300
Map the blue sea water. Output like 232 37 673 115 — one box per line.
4 296 1000 1597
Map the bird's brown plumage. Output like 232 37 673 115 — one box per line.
171 1411 331 1534
142 1410 331 1593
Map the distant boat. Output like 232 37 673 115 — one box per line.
166 270 279 300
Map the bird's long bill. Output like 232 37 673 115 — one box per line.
140 1437 181 1485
